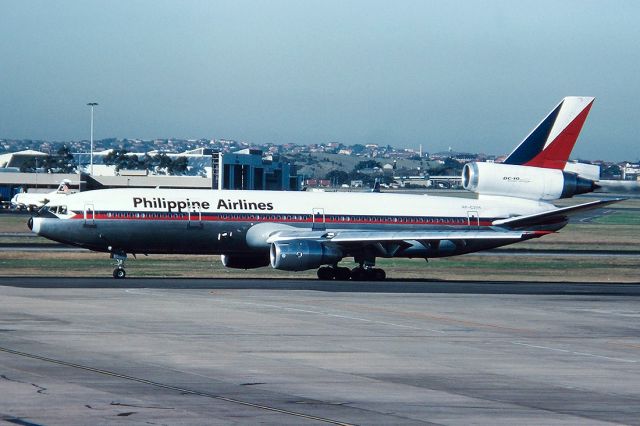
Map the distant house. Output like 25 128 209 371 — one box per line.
621 162 640 180
305 178 331 188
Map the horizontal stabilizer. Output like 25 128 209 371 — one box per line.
492 199 623 229
595 180 640 193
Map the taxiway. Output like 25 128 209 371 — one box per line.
1 278 640 425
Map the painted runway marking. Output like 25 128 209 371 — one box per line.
346 304 535 334
512 341 638 363
124 289 157 296
217 300 445 333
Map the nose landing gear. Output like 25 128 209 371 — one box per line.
111 252 127 279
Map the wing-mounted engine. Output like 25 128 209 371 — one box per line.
462 162 596 201
270 240 342 271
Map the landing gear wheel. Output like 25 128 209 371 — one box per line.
111 251 128 279
317 266 335 280
113 267 126 279
373 268 386 281
351 267 365 281
334 267 351 281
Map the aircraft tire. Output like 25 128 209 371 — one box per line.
317 266 335 280
373 268 386 281
334 267 351 281
113 268 126 279
350 267 365 281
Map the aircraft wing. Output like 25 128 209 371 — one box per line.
266 229 541 244
263 199 621 247
492 199 623 229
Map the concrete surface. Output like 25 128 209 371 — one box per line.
1 278 640 425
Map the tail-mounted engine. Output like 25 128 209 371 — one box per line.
270 240 343 271
462 162 596 200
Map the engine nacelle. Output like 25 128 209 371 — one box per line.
221 254 270 269
270 240 343 271
462 162 596 200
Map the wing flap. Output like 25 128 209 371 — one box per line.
329 230 530 242
267 229 535 244
492 198 623 228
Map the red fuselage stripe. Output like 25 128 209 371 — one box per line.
70 211 495 227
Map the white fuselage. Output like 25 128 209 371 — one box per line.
31 188 556 259
36 188 555 226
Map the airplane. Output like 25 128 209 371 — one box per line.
11 179 73 211
29 96 619 280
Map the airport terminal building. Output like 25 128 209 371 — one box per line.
0 148 300 201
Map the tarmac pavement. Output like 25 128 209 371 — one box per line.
1 277 640 425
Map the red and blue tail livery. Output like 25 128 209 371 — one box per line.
504 96 595 169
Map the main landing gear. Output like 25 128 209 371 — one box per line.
111 252 127 279
316 265 386 281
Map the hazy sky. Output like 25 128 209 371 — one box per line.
1 0 639 160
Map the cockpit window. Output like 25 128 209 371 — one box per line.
48 205 68 215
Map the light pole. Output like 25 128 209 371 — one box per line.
87 102 98 175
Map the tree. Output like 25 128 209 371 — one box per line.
348 170 375 187
103 149 142 172
381 174 395 185
124 154 140 170
53 145 76 173
103 149 127 171
354 159 382 170
442 158 463 175
601 164 621 179
141 153 157 172
325 170 350 185
168 156 189 175
155 153 172 175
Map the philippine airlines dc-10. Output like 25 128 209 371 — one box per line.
29 97 616 279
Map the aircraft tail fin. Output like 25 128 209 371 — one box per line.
503 97 595 169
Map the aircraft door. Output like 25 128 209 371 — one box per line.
84 203 96 227
312 208 325 231
188 202 203 229
467 211 479 229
